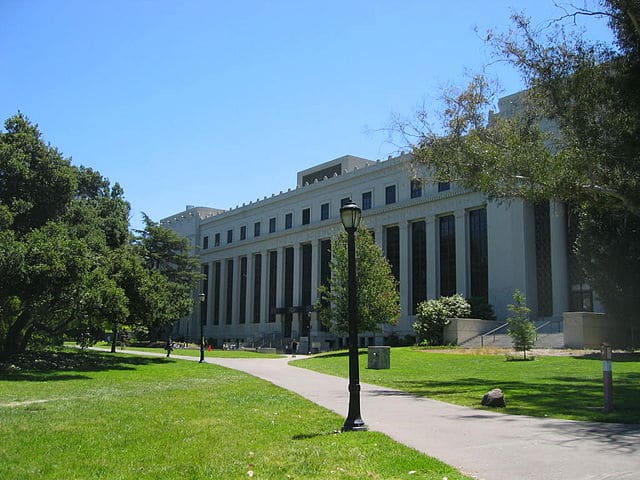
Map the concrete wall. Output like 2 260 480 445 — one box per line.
563 312 630 349
444 318 501 345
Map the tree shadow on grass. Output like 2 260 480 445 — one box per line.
0 348 170 382
392 373 640 424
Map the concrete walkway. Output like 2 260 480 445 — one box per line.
118 349 640 480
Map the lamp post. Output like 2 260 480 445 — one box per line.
199 292 206 363
340 199 367 431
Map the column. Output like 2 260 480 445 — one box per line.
232 256 241 325
426 217 437 300
219 260 227 331
205 261 214 335
246 254 255 328
276 248 284 315
454 209 469 297
550 201 569 317
310 241 319 333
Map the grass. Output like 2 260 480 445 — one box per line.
292 347 640 424
0 349 471 480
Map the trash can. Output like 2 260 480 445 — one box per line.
367 346 391 369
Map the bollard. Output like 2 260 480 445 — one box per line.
601 343 613 413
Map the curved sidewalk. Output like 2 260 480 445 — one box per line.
121 350 640 480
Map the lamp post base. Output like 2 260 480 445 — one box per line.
342 418 367 432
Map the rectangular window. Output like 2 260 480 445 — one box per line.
253 254 261 323
254 221 261 237
438 181 450 192
385 185 396 205
240 225 246 241
269 217 276 233
226 259 234 325
341 197 351 207
213 262 221 325
469 208 488 300
239 257 247 324
534 201 553 317
320 202 330 220
268 251 277 322
319 239 331 332
411 221 427 314
283 247 294 338
362 191 372 210
302 208 310 225
411 179 422 199
385 226 400 282
285 213 293 229
201 264 209 324
214 233 220 247
203 236 209 250
227 229 233 244
301 244 312 337
439 215 456 296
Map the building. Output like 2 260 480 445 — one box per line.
162 147 591 351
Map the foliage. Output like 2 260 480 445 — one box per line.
0 114 201 357
413 294 471 345
467 296 496 321
316 226 400 335
403 1 640 332
506 290 537 359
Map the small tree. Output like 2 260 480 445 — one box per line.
316 226 400 336
507 290 537 359
413 294 471 345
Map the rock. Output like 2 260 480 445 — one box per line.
481 388 506 407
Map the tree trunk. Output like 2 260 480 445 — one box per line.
111 321 118 353
2 309 33 357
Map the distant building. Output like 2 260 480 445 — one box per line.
162 146 593 351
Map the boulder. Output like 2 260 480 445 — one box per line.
481 388 506 408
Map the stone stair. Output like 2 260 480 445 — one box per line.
464 332 565 349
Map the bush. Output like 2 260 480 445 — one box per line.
467 296 496 321
507 290 537 359
413 294 471 345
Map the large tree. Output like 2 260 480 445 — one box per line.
316 226 400 336
405 1 640 334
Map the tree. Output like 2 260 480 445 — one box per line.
413 294 471 346
507 290 537 359
316 226 400 336
404 1 640 333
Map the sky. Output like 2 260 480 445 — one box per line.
1 1 615 231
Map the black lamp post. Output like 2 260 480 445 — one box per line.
340 199 367 431
199 292 206 363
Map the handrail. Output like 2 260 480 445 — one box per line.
480 322 509 348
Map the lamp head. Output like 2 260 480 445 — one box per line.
340 200 362 233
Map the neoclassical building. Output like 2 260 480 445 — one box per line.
162 149 592 351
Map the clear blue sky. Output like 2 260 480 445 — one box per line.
1 1 613 231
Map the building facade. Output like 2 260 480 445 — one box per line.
162 152 586 351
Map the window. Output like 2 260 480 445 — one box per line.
269 217 276 233
469 208 488 300
320 202 330 220
254 221 261 237
239 257 247 324
385 185 396 205
362 191 372 210
411 179 422 199
201 264 209 324
203 236 209 250
227 229 233 244
385 226 400 282
240 225 246 240
283 247 294 337
253 254 261 323
340 197 351 207
438 181 450 192
302 208 310 225
300 244 312 337
226 259 234 324
439 215 456 296
319 239 332 333
213 262 221 325
411 221 427 313
285 212 293 229
268 251 277 322
214 233 220 247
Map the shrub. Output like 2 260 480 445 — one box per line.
467 296 496 321
413 294 471 345
507 290 537 359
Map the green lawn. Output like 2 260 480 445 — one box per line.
0 349 470 479
292 347 640 424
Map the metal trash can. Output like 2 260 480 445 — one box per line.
367 346 391 369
